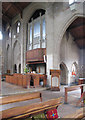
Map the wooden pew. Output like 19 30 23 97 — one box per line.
1 97 62 120
64 84 85 103
0 92 42 105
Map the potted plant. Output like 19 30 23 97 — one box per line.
24 67 29 73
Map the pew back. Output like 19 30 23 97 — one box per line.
0 92 42 105
1 97 62 120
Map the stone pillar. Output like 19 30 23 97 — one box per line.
21 19 24 73
10 26 13 74
45 6 54 86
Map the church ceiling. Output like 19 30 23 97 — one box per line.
2 2 31 28
68 17 85 49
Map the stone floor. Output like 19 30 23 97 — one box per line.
0 81 84 118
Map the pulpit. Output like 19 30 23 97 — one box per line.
50 69 61 91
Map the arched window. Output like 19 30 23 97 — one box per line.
8 28 11 38
17 21 21 33
19 64 21 73
14 64 17 73
28 9 46 50
69 0 77 5
0 31 3 40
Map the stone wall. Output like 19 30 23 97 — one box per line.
79 49 85 78
2 2 84 86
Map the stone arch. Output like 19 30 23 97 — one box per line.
58 14 84 48
53 14 84 61
60 62 68 85
19 64 21 73
14 64 17 73
7 44 11 72
23 3 46 24
23 3 47 69
13 40 21 73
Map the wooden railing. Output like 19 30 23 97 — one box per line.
26 48 46 63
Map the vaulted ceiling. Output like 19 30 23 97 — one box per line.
68 17 85 49
2 2 31 27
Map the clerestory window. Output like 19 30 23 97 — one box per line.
17 21 21 33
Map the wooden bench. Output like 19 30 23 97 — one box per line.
0 97 62 120
64 84 85 103
0 92 42 105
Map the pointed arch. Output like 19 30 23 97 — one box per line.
60 62 68 85
59 14 84 47
14 64 17 73
19 64 21 73
13 40 21 73
7 44 11 72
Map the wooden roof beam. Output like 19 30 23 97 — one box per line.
74 37 85 41
68 23 85 30
4 4 12 13
11 3 22 18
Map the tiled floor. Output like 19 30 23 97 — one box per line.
1 81 84 118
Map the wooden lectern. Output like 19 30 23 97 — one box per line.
50 69 61 91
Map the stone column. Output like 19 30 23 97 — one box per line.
10 26 13 74
45 6 54 86
21 19 24 73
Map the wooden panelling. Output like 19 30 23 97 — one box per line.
26 48 46 63
5 73 47 88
